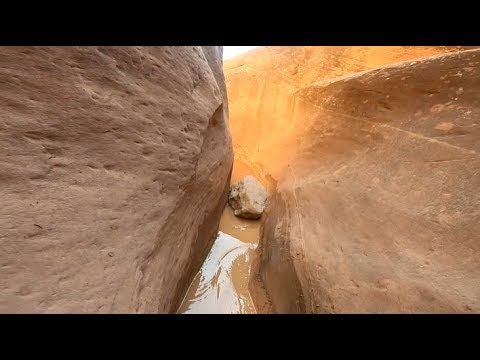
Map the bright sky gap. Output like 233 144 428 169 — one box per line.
223 46 258 60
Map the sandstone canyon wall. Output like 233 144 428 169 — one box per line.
0 46 233 313
225 47 480 313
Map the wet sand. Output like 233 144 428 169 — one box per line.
177 206 261 314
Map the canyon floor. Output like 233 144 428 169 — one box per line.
178 205 260 314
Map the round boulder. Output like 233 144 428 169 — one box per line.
228 175 267 219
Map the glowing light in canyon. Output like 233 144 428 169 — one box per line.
223 46 257 60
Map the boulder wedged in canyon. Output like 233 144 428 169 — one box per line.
228 175 267 219
0 46 233 313
225 47 480 313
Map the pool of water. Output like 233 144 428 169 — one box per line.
177 206 261 314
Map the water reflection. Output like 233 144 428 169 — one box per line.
178 232 256 314
178 206 261 314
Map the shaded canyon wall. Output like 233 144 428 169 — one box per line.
0 46 233 313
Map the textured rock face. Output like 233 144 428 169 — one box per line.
225 46 480 313
226 46 477 182
228 175 267 219
0 46 233 313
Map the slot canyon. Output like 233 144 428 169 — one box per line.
0 46 479 313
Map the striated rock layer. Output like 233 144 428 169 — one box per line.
0 46 233 313
225 46 480 313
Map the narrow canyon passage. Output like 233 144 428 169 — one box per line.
1 46 479 314
178 166 262 314
177 206 260 314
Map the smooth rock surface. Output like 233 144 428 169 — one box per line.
228 176 267 219
225 46 477 183
225 46 480 313
0 46 233 313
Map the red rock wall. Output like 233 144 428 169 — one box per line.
0 46 233 313
226 46 480 313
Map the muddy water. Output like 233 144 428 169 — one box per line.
177 205 261 314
